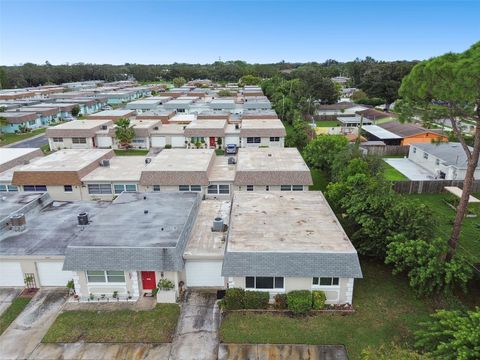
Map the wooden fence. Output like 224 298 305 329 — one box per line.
391 180 480 194
362 145 410 157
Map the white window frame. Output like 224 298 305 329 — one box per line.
88 183 112 195
179 185 202 192
153 185 161 192
86 270 126 284
280 185 292 191
269 136 280 142
64 185 73 192
52 137 63 142
245 276 285 292
72 137 87 144
23 185 47 192
292 185 303 191
246 185 254 191
312 277 340 287
113 184 137 194
247 137 261 144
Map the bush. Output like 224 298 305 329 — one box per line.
287 290 312 315
274 293 288 309
244 291 269 309
312 290 326 310
223 288 245 310
164 144 172 149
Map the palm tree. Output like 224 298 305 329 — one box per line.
115 118 135 150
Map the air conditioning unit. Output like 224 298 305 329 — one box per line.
100 159 110 167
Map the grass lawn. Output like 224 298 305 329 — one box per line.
407 193 480 262
113 149 149 156
42 304 180 343
383 161 408 181
220 259 432 360
0 128 46 146
309 169 329 191
0 297 32 335
316 121 339 127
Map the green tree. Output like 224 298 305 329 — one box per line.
239 74 261 86
71 105 81 117
386 237 473 296
217 89 232 97
414 308 480 359
303 135 348 171
350 90 367 102
114 118 135 149
172 77 186 87
361 343 432 360
398 41 480 261
285 119 309 150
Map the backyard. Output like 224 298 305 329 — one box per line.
316 120 339 127
42 304 180 343
220 259 433 360
0 128 46 146
383 161 408 181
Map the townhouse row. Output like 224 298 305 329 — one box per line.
0 147 312 201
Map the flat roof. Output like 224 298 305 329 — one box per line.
48 119 112 130
169 114 196 122
144 149 214 172
236 147 309 172
166 99 194 105
82 156 147 182
209 156 236 182
362 125 402 139
14 149 112 172
89 109 135 117
0 192 45 224
186 120 227 129
0 148 42 167
127 99 162 105
241 119 284 130
227 192 355 253
151 124 185 135
183 200 231 259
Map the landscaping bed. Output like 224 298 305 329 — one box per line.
42 304 180 343
113 149 149 156
0 296 32 335
220 259 432 360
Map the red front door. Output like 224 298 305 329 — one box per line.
209 137 216 147
141 271 156 290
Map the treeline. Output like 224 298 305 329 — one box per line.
0 58 417 93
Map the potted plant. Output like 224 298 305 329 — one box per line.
89 293 94 301
112 291 119 300
156 278 176 303
66 280 75 296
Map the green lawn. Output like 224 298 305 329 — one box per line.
0 297 32 335
407 193 480 262
0 128 46 146
220 259 432 360
309 169 329 191
43 304 180 343
316 121 339 127
383 161 408 181
113 149 149 156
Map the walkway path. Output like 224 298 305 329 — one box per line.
169 290 220 360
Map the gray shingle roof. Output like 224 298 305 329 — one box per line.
412 142 474 169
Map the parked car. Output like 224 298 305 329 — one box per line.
226 144 237 154
102 105 113 111
63 115 76 121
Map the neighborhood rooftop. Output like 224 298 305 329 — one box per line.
412 142 472 168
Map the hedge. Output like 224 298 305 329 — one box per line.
274 293 288 310
312 290 326 310
287 290 312 314
223 288 245 310
244 291 269 309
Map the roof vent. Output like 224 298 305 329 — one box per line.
100 159 110 167
10 213 26 231
145 158 152 165
144 210 149 214
212 217 224 232
268 153 272 157
77 212 89 226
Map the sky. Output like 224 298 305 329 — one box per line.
0 0 479 65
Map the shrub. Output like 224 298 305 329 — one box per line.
164 144 172 149
312 290 326 310
244 291 269 309
157 278 174 291
223 288 245 310
274 293 288 309
287 290 312 315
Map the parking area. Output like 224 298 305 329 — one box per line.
383 158 434 180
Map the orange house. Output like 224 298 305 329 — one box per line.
378 121 448 145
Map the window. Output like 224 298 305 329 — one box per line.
179 185 190 192
86 270 125 284
281 185 291 191
312 277 339 286
125 184 137 192
413 147 417 153
52 137 63 142
246 276 284 290
177 108 185 113
0 185 6 192
64 185 73 192
28 120 36 126
23 185 47 192
113 184 137 194
7 185 18 192
246 185 254 191
208 184 230 195
269 137 280 142
423 152 429 159
132 138 144 143
265 185 270 191
153 185 161 192
246 137 261 144
190 185 201 192
88 184 112 195
208 185 217 194
292 185 303 191
72 137 87 144
435 159 440 166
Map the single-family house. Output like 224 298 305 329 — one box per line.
363 121 448 145
46 120 114 150
0 112 42 133
184 120 227 149
87 109 136 122
239 119 286 147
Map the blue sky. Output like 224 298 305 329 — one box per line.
0 0 478 65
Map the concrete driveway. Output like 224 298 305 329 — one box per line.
169 291 220 360
384 158 434 180
0 288 21 316
0 288 67 360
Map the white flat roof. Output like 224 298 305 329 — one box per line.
0 148 41 166
146 149 214 172
82 156 147 182
236 147 309 172
363 125 402 139
49 119 112 130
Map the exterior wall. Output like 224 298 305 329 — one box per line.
205 182 232 199
48 137 95 151
75 271 135 299
186 137 224 149
240 137 284 148
402 133 446 145
229 276 354 305
81 182 139 201
235 185 307 192
21 185 83 201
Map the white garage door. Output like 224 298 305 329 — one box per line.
185 260 225 287
96 136 113 148
151 136 166 147
37 262 74 287
225 136 240 146
0 262 24 287
171 136 186 148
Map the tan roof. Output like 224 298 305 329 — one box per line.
46 119 113 138
184 120 227 137
240 119 286 137
150 124 185 135
139 149 215 186
0 148 43 173
208 156 236 182
227 192 355 252
234 147 313 186
82 156 147 182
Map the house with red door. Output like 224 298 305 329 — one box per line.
184 120 227 149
